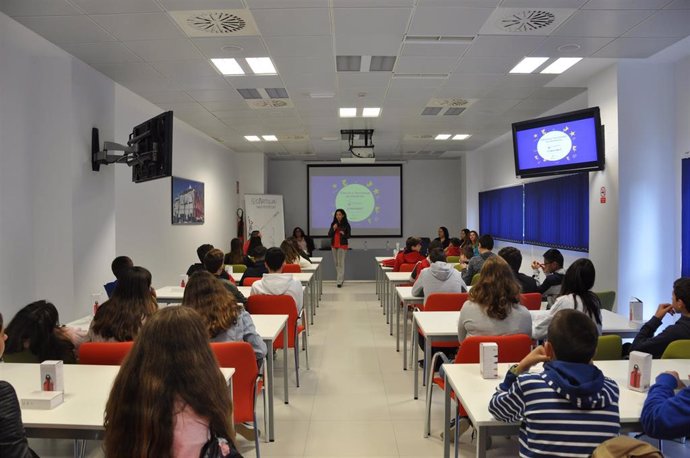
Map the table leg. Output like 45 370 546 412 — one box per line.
403 301 408 370
413 319 419 399
396 290 400 351
443 375 451 458
389 282 394 336
424 338 431 388
283 327 289 406
264 338 275 442
309 283 314 326
476 427 488 458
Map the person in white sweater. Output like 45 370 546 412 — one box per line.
250 247 303 316
412 248 467 303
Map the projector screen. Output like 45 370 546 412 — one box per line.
308 164 402 238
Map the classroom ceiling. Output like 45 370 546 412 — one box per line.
2 0 690 160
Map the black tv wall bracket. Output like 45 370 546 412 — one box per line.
91 127 155 172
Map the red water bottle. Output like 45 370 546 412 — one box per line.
630 365 640 388
180 275 186 288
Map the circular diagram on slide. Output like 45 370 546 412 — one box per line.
335 184 375 222
537 130 572 161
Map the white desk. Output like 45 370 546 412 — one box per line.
442 359 690 458
156 285 252 303
396 286 424 370
374 256 393 301
385 272 413 338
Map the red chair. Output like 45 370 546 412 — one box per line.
282 264 301 273
424 334 533 437
210 342 265 454
520 292 542 311
78 342 133 365
246 295 309 387
242 277 262 286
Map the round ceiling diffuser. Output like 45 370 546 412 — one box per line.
186 12 246 34
500 10 556 33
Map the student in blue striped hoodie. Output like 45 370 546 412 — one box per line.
489 309 620 457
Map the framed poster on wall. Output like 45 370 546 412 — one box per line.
172 177 204 225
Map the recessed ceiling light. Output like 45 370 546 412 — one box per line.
339 108 357 118
211 58 244 75
453 134 471 140
246 57 277 75
362 107 381 118
262 135 278 141
557 43 581 52
540 57 583 74
244 135 261 142
509 57 549 74
435 134 451 140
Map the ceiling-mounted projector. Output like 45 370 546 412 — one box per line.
341 129 375 162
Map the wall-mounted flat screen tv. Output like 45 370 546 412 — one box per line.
512 107 604 178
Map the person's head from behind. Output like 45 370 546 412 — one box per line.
546 309 598 364
672 277 690 314
104 306 234 457
427 240 443 257
5 300 60 359
247 234 264 256
478 234 494 252
293 227 306 239
112 266 153 302
542 248 564 273
265 247 286 273
252 245 267 263
111 256 133 280
560 258 595 296
183 271 238 337
196 243 214 263
230 238 242 254
498 246 522 274
405 236 422 252
469 256 520 320
250 230 261 238
280 239 299 264
203 248 225 274
469 230 479 244
437 226 449 240
429 248 446 264
461 245 474 262
449 237 461 248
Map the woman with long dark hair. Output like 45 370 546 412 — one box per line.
224 238 244 265
433 226 450 249
459 228 471 248
104 306 241 457
328 208 351 288
469 230 480 257
532 258 602 340
87 266 157 342
292 227 315 257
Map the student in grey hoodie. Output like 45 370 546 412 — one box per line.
250 247 303 316
461 234 496 285
412 248 467 303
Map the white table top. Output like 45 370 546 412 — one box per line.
310 257 322 263
230 272 313 284
0 363 233 432
385 271 413 282
156 285 302 301
444 360 690 427
376 256 393 262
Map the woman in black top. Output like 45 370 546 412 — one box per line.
328 209 351 287
433 226 450 249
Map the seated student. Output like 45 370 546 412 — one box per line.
186 243 214 277
489 309 620 457
203 248 247 304
0 312 38 457
3 300 78 364
498 246 539 294
444 237 462 257
87 267 157 342
293 226 315 257
104 306 241 458
531 248 566 305
182 271 266 365
393 236 426 272
281 238 311 268
459 244 474 269
461 234 496 285
641 369 690 439
104 255 133 298
224 237 244 266
458 228 470 248
532 258 603 340
433 226 450 249
469 230 480 257
289 236 312 263
412 248 466 302
250 247 303 317
410 240 443 282
628 277 690 359
243 230 261 256
239 246 268 285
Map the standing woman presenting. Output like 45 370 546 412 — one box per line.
328 209 351 288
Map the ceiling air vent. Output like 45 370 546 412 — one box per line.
421 97 475 116
479 8 576 36
246 99 294 109
169 9 259 37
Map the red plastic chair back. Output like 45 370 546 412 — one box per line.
246 295 299 349
242 277 262 286
454 334 532 364
424 293 468 311
520 293 542 311
210 342 259 423
79 342 134 365
399 263 416 272
282 264 301 273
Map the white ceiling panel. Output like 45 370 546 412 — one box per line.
171 75 232 91
263 36 333 57
582 0 672 9
224 74 285 88
498 0 586 6
529 36 614 57
280 72 336 92
593 36 680 58
333 0 414 6
71 0 162 14
455 56 521 74
408 7 493 37
61 42 143 64
468 98 522 114
495 74 558 88
334 8 411 37
152 61 219 79
124 39 205 61
625 11 690 38
395 56 459 74
248 0 329 8
90 62 165 83
401 42 470 58
665 0 690 8
188 90 245 103
337 72 391 87
160 0 246 10
530 87 586 100
335 34 403 55
0 0 79 16
274 57 334 75
465 36 546 58
252 8 331 36
91 13 185 41
13 15 116 43
553 10 654 38
135 90 196 104
192 37 269 59
418 0 500 6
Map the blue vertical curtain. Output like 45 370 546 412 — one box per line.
479 185 523 243
524 173 589 252
682 159 690 277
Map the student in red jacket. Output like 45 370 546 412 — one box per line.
393 237 426 272
444 237 462 257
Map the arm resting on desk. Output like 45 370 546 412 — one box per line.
488 370 525 423
641 373 690 439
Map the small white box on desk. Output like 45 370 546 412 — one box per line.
629 297 643 321
21 390 64 409
628 351 652 392
40 360 64 392
480 342 498 379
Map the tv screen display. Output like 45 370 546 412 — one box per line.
131 111 173 183
512 107 604 178
308 164 402 238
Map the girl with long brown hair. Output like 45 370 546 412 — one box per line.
104 306 240 457
281 238 311 268
87 266 157 342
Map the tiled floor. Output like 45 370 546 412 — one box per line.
29 281 689 457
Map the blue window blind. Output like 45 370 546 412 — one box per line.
524 174 589 252
682 159 690 276
479 185 523 243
